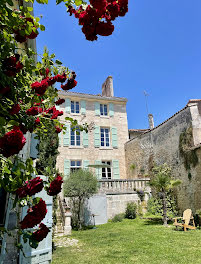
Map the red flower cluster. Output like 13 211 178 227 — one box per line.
14 17 38 43
26 106 42 116
0 126 26 157
31 73 68 96
16 177 44 198
3 54 23 77
61 71 77 91
32 223 50 242
55 126 62 134
68 0 128 41
55 98 65 105
20 198 47 229
9 104 21 115
47 174 63 196
31 79 49 96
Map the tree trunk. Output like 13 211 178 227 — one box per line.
162 191 168 226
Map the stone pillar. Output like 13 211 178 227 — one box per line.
64 211 72 235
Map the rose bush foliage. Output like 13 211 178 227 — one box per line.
0 0 128 251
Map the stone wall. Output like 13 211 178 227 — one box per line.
125 101 201 213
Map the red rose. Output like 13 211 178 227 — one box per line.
31 79 49 95
55 98 65 105
0 126 26 157
32 223 50 242
47 174 63 196
55 126 62 134
96 21 114 36
54 73 67 83
16 177 44 198
35 117 41 125
3 55 23 77
9 104 20 115
26 107 42 116
20 199 47 229
61 79 77 91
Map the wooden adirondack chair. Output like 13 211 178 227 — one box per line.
173 209 196 231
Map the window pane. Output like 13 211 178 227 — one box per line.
71 101 75 113
100 104 103 115
71 161 75 166
76 102 79 113
104 105 108 115
77 161 81 167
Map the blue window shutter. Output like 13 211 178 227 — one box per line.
30 133 39 159
58 132 61 146
109 103 114 117
83 131 89 147
64 159 70 179
83 160 89 170
95 102 100 116
63 124 70 146
113 160 120 179
94 126 100 147
112 127 118 148
95 160 101 179
65 98 71 113
81 100 86 115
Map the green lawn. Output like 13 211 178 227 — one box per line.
52 218 201 264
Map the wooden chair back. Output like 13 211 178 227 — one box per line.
183 209 192 225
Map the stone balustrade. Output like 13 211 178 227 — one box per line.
98 178 150 194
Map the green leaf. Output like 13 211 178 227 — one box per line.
56 0 64 4
55 59 62 65
27 7 33 12
75 0 83 5
0 117 6 127
40 24 45 31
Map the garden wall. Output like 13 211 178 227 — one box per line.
125 101 201 213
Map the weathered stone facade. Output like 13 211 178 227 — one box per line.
125 100 201 213
56 77 129 180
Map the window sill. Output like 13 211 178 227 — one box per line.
69 146 84 149
99 115 109 119
99 147 113 150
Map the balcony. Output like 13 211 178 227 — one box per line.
98 178 150 194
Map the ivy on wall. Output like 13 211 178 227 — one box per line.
179 126 198 171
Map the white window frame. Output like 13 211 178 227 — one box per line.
71 101 80 114
70 160 82 172
100 104 108 116
100 127 110 147
101 161 112 179
70 126 81 146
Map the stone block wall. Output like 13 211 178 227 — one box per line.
125 102 201 213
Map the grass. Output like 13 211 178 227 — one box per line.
52 218 201 264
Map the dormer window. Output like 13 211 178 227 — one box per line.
100 104 108 116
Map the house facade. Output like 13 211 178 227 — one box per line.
56 76 129 180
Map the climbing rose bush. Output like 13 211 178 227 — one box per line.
0 0 128 251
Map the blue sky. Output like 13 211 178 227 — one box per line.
34 0 201 129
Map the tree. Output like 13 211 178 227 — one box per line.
64 169 98 229
149 164 181 226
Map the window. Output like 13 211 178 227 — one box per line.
70 160 82 172
100 104 108 116
70 126 81 146
100 128 110 147
71 101 80 113
102 161 112 179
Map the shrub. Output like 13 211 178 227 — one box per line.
125 202 137 219
111 213 125 223
147 193 178 219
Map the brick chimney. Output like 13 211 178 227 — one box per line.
102 76 114 97
148 114 154 129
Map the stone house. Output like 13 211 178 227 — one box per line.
125 99 201 213
56 76 129 180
